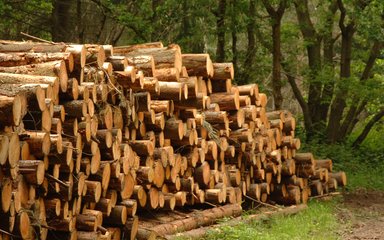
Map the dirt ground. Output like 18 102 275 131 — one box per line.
337 190 384 240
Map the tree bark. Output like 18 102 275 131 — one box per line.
294 0 322 134
318 0 338 123
230 0 238 78
262 0 287 110
239 0 256 84
216 0 226 62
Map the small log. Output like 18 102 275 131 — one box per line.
212 62 234 80
104 205 128 226
154 67 180 82
329 171 347 187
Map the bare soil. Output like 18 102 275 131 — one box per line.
338 190 384 240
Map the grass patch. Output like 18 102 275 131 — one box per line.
202 199 340 240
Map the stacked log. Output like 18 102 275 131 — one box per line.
0 40 346 240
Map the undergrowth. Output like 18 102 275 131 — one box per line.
203 199 340 240
296 124 384 191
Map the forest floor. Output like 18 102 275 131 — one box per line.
337 190 384 239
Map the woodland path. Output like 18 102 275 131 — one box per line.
338 190 384 240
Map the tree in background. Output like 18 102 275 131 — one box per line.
0 0 383 146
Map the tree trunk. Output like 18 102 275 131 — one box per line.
52 0 76 42
294 0 322 136
327 24 355 142
271 21 283 110
239 0 256 84
318 1 338 123
230 0 238 78
216 0 226 63
262 0 287 110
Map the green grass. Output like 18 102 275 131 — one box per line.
203 199 340 240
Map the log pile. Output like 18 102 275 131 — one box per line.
0 40 347 240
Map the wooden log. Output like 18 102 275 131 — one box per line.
24 131 51 157
329 171 347 187
0 51 74 72
209 91 240 111
114 69 137 88
136 204 242 239
182 54 213 78
85 44 105 68
130 140 154 156
212 63 234 80
18 160 45 185
194 161 211 186
127 55 155 76
84 180 102 203
0 95 24 128
0 60 68 92
114 42 164 53
77 213 99 231
0 72 59 96
315 159 333 172
133 185 147 208
134 92 151 112
120 199 137 217
150 100 173 116
164 118 184 140
180 77 198 98
124 45 182 72
0 82 48 113
294 153 315 165
0 135 9 165
174 94 209 110
0 42 85 68
1 177 12 213
106 56 128 71
154 67 180 82
13 211 31 239
104 205 128 226
154 81 187 101
124 216 139 240
77 231 101 240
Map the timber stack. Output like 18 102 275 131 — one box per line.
0 40 347 240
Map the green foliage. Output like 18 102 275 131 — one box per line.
0 0 53 40
298 130 384 191
202 200 339 240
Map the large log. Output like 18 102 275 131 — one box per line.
0 60 68 92
0 52 74 72
136 204 242 239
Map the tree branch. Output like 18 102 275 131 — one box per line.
337 0 347 31
339 41 383 138
352 108 384 147
281 66 312 130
